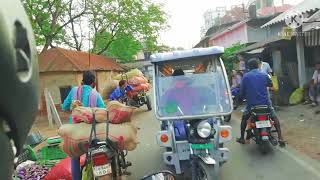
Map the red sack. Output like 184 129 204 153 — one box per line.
107 101 135 124
128 76 147 85
132 83 150 92
132 85 144 92
44 156 85 180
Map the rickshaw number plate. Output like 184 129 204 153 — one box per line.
191 143 213 150
255 121 271 128
93 163 112 177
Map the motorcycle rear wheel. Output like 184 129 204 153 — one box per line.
197 161 217 180
259 140 270 154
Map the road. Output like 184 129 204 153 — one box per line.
125 107 320 180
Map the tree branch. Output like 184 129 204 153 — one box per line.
68 0 81 50
96 23 119 55
51 0 87 38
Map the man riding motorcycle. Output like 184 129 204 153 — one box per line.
236 58 285 147
109 79 134 102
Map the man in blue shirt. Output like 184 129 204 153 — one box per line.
61 72 105 112
236 58 285 147
109 80 133 102
61 71 105 180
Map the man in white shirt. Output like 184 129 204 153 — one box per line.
259 60 273 75
311 62 320 106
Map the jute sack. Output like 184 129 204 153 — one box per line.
71 107 109 124
107 101 136 124
58 122 139 157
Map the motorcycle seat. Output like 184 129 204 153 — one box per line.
250 105 271 115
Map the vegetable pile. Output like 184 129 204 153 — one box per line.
17 164 49 180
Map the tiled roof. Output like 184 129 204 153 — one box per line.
39 47 124 72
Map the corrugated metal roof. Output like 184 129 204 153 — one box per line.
237 36 285 54
210 20 249 40
39 48 124 72
261 0 320 28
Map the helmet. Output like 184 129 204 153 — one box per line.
0 0 39 178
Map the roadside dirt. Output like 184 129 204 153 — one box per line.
234 104 320 161
277 104 320 161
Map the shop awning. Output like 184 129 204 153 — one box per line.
261 0 320 28
246 48 265 54
304 29 320 46
237 36 284 54
303 10 320 31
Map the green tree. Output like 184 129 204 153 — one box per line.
103 33 142 63
23 0 167 61
22 0 87 53
221 43 246 75
87 0 167 56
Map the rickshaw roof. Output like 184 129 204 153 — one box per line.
150 46 224 63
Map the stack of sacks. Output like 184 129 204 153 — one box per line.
58 101 138 157
113 68 151 93
58 122 138 158
128 76 151 92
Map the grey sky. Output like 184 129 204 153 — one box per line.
158 0 304 49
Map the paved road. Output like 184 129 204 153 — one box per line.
126 108 320 180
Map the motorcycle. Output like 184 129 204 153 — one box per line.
120 73 152 111
245 105 278 154
85 111 132 179
150 47 233 179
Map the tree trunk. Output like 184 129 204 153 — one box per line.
41 38 52 53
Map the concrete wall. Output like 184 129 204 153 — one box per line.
39 72 82 110
247 25 268 43
267 22 285 38
96 71 119 96
209 24 248 48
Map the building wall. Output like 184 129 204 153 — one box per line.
267 22 285 38
39 71 82 111
247 25 268 43
96 71 119 98
39 70 120 111
209 24 248 48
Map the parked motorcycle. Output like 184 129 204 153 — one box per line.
151 47 233 179
245 105 278 154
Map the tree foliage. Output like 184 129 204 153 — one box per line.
22 0 87 52
88 0 167 57
23 0 168 62
103 33 142 63
221 43 246 75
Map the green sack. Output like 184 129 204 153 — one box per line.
289 88 304 105
82 161 94 180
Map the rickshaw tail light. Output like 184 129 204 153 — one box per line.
160 134 169 143
220 129 229 138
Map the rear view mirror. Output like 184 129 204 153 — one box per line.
141 171 176 180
